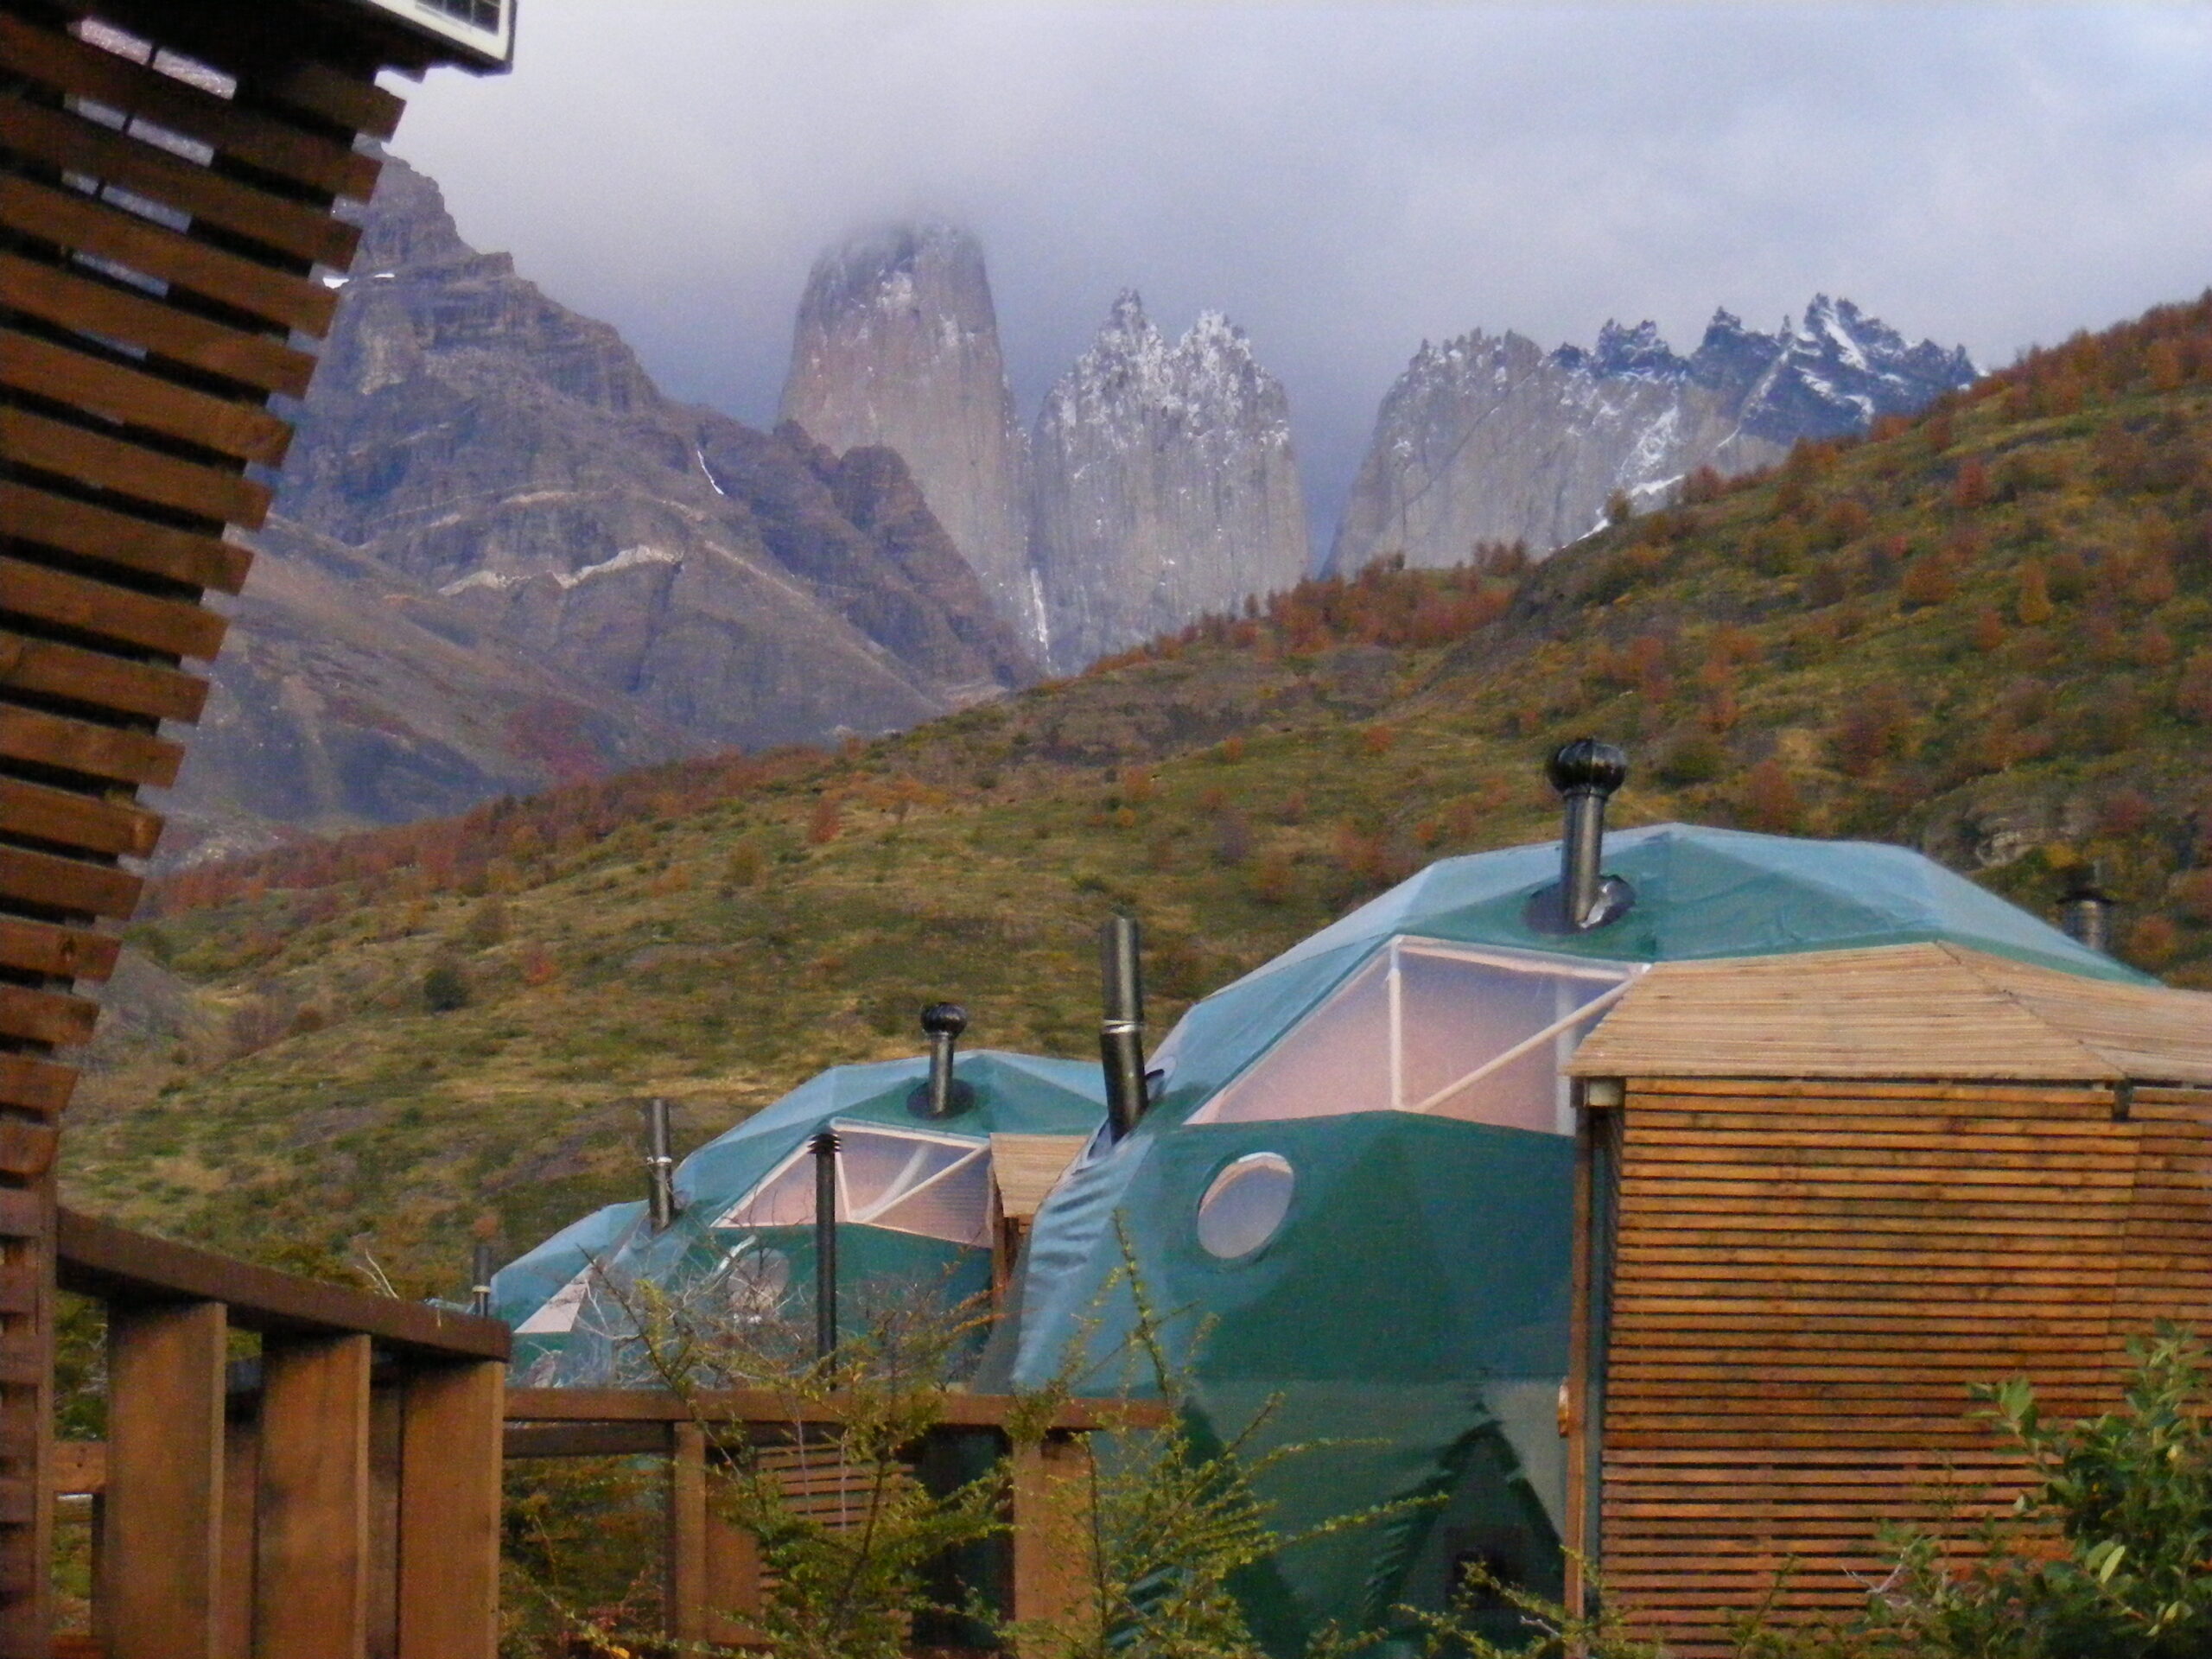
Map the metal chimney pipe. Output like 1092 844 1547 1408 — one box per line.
469 1241 494 1319
2060 862 2113 955
1546 739 1630 931
1099 915 1147 1141
810 1128 839 1363
919 1004 968 1118
645 1096 677 1232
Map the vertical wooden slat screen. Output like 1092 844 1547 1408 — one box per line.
1 3 407 1645
1591 1077 2212 1656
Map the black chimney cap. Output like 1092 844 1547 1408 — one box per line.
1546 738 1629 798
920 1002 968 1039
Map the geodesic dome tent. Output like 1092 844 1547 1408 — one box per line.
494 1050 1105 1385
991 823 2151 1652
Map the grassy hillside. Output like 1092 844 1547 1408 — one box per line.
69 291 2212 1294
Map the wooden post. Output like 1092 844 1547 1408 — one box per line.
256 1333 372 1659
702 1464 765 1648
217 1422 257 1659
99 1300 227 1658
1008 1434 1092 1646
395 1361 502 1659
668 1423 706 1644
1564 1101 1592 1618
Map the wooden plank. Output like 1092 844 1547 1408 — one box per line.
503 1422 671 1459
396 1361 502 1659
0 1054 76 1119
0 984 98 1048
0 842 143 918
257 1333 371 1659
0 405 267 528
0 627 212 724
1009 1435 1093 1649
0 550 227 657
0 173 336 337
51 1440 103 1497
0 775 162 860
0 16 381 200
504 1387 1160 1432
0 917 118 983
0 1123 57 1183
702 1472 765 1648
0 99 359 269
217 1421 257 1659
0 480 254 594
667 1422 705 1645
99 1300 226 1659
56 1210 512 1361
0 250 311 396
0 328 290 466
257 60 404 141
0 701 181 787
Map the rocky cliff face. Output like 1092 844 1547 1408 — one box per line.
779 225 1039 648
1029 294 1311 671
170 161 1036 857
1331 296 1978 573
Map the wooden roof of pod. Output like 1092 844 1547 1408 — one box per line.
1567 942 2212 1085
989 1134 1090 1220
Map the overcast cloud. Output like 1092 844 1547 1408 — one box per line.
390 2 2212 543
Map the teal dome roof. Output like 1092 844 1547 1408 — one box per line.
1268 822 2144 982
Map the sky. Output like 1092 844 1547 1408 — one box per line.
391 2 2212 549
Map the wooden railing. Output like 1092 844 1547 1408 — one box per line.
54 1209 509 1659
503 1388 1161 1651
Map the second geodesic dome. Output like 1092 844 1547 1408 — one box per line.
494 1050 1105 1384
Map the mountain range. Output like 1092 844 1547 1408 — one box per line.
1329 300 1980 573
165 157 1975 855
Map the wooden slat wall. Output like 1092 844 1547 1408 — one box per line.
1594 1077 2212 1656
1 3 397 1646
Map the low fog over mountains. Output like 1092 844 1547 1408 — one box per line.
182 157 1974 853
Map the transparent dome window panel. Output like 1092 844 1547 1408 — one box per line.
715 1126 986 1232
1192 940 1634 1134
718 1153 817 1230
516 1264 597 1336
1201 952 1394 1124
839 1128 980 1222
871 1152 995 1245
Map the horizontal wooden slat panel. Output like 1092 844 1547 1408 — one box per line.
0 1122 57 1182
0 97 359 269
0 251 317 397
0 843 142 918
0 550 225 656
0 16 381 200
1 480 253 592
0 776 161 858
0 628 211 723
1598 1077 2189 1653
0 172 336 336
0 327 290 464
0 917 118 982
0 405 267 526
0 702 183 787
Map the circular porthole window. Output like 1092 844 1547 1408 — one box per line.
1196 1153 1295 1260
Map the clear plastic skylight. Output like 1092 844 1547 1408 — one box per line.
1190 940 1636 1134
715 1125 995 1246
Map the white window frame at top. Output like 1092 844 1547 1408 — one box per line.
1186 937 1643 1127
712 1121 991 1233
